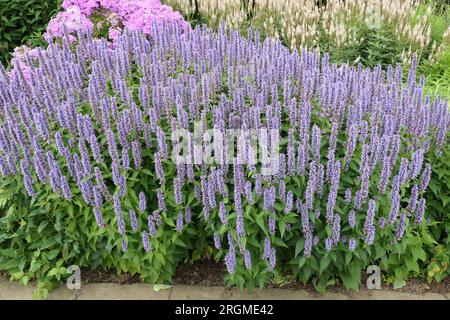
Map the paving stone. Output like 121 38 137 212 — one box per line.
225 288 313 300
417 293 447 300
47 286 77 300
0 279 35 300
349 289 446 300
313 292 350 300
77 283 171 300
170 286 226 300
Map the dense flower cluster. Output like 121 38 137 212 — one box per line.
45 4 94 42
0 22 448 275
44 0 187 44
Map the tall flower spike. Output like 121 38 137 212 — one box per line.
176 212 184 232
142 231 152 253
148 215 157 238
157 188 166 212
414 198 426 225
131 140 142 169
129 209 138 232
185 205 191 224
139 191 146 213
113 195 126 236
419 163 431 192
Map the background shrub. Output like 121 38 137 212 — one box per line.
0 0 63 66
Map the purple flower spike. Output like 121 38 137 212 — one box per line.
414 198 426 225
395 214 407 241
148 215 157 238
176 212 184 232
142 231 152 253
139 191 146 213
185 205 191 223
129 209 138 232
121 238 128 252
243 250 252 270
93 207 104 228
348 238 356 252
419 163 431 192
348 210 356 228
213 233 221 249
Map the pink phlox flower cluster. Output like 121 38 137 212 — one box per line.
54 0 187 45
44 5 94 42
62 0 100 16
62 0 187 36
123 3 187 34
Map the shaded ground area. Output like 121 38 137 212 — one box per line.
173 259 224 286
175 259 450 295
80 268 141 285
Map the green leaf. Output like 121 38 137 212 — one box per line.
319 256 331 274
295 239 304 257
153 284 172 291
37 220 48 233
393 279 406 289
298 256 307 268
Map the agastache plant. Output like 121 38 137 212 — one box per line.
0 21 448 282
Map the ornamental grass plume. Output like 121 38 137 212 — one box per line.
167 0 434 54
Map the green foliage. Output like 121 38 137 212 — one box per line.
1 58 449 297
0 0 62 66
0 0 448 297
0 132 202 298
424 141 450 282
420 48 450 99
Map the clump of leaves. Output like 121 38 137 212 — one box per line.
0 0 62 66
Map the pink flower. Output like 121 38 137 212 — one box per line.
12 45 40 64
8 61 32 83
108 27 121 47
44 5 93 42
62 0 100 16
121 2 188 35
46 0 187 43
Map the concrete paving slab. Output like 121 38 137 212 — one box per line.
0 280 35 300
1 278 449 300
313 292 350 300
77 283 171 300
348 289 446 300
170 285 226 300
224 288 312 300
47 287 77 300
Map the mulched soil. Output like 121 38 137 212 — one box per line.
173 259 224 286
80 268 141 285
1 260 449 294
81 259 450 295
